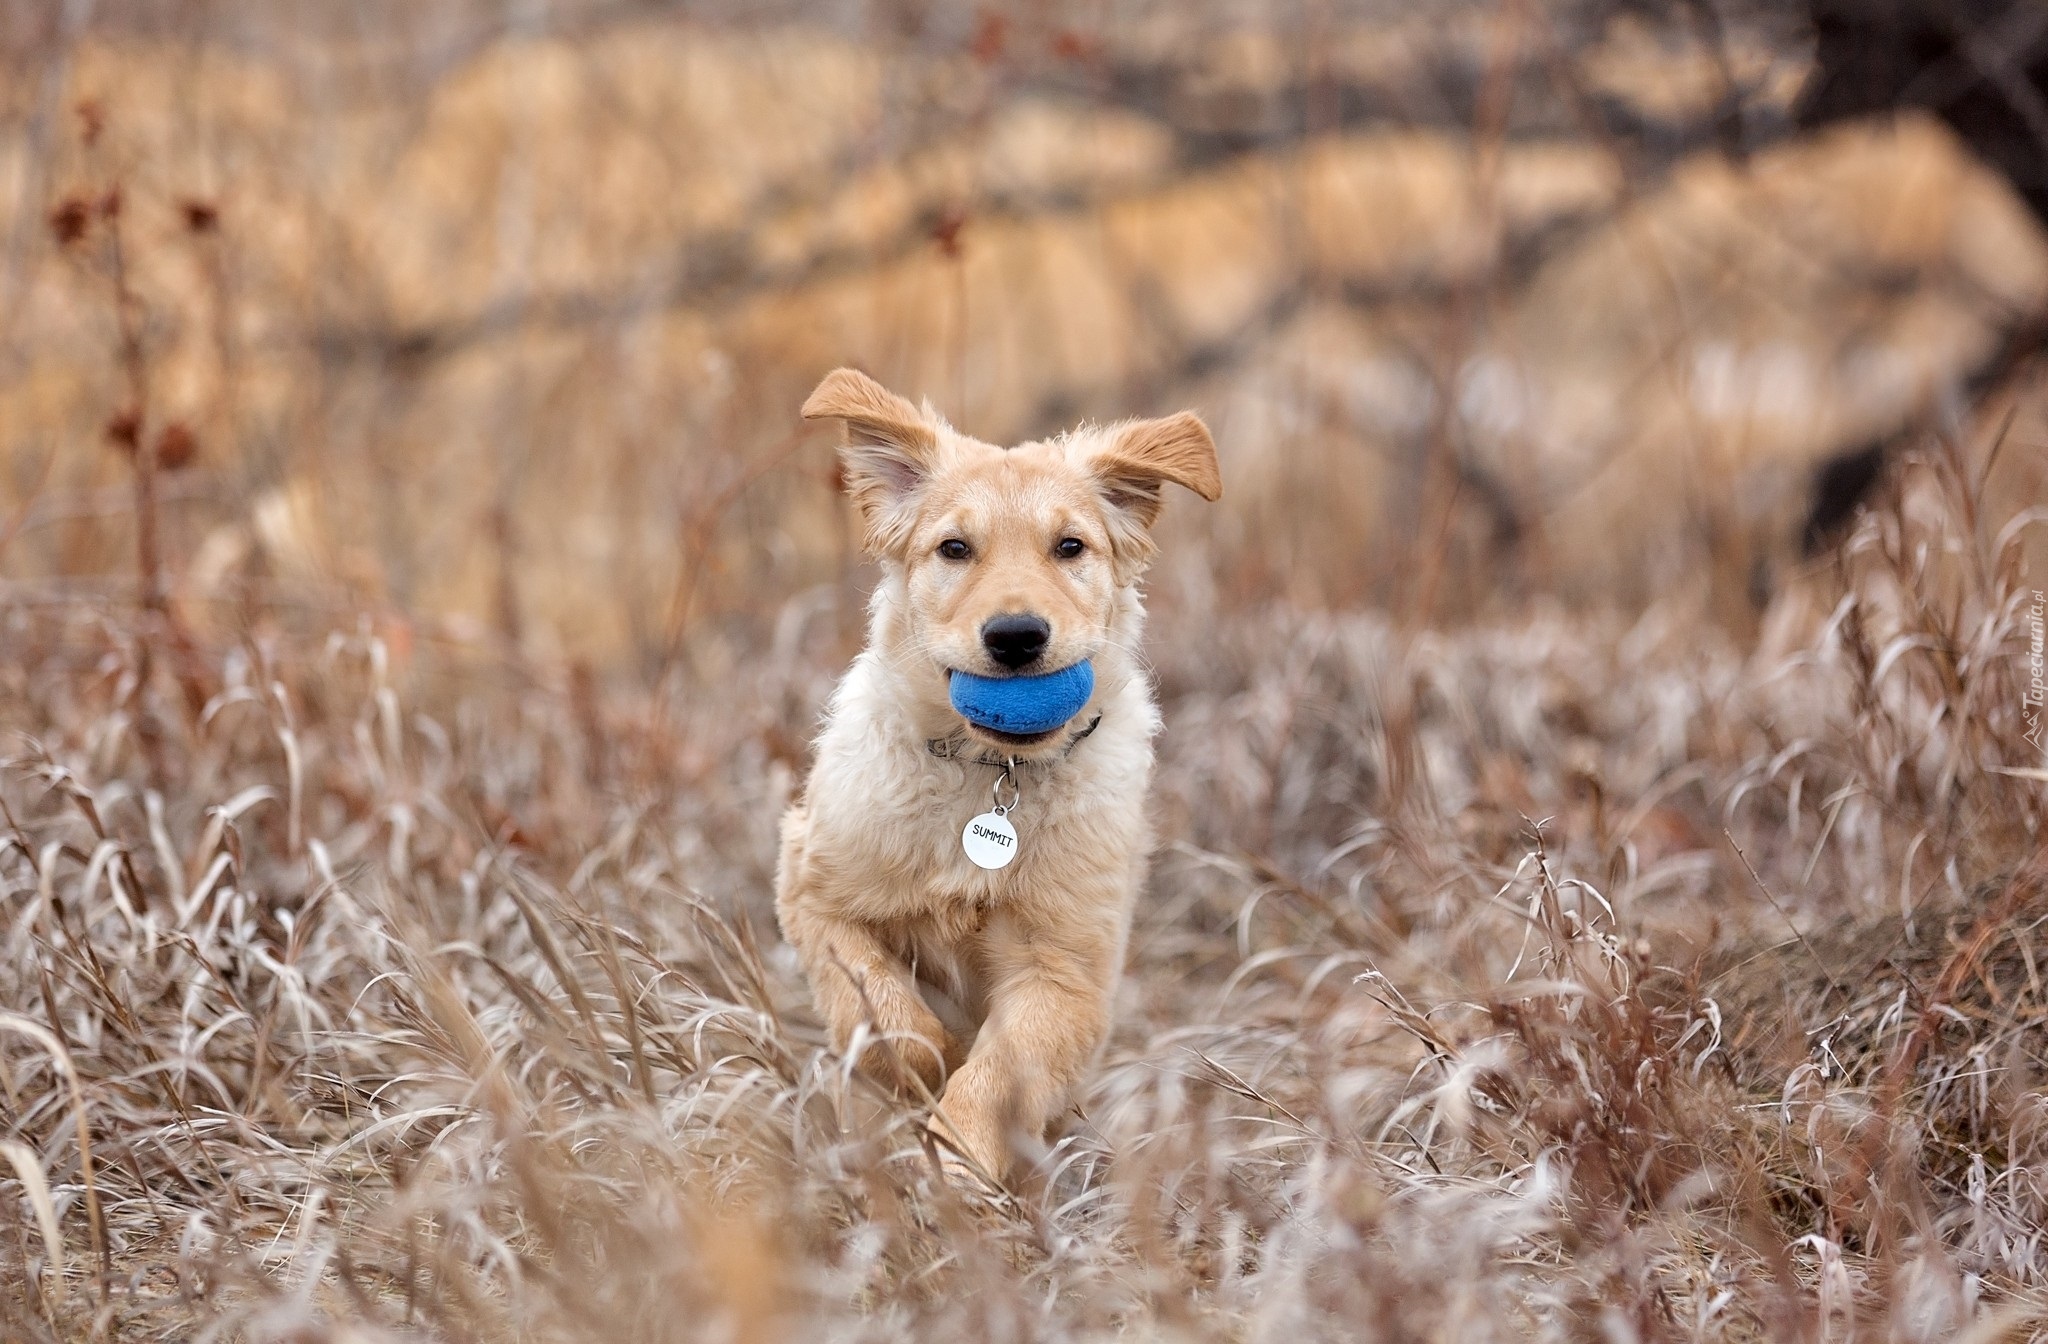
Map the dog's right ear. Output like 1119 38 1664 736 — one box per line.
803 368 938 554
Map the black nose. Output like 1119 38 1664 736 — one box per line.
981 613 1050 669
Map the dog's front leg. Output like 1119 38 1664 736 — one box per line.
930 905 1119 1181
779 902 954 1093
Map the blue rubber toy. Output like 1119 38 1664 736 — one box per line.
948 660 1095 736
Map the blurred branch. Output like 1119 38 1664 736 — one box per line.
0 0 95 373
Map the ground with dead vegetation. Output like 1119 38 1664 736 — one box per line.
3 432 2045 1341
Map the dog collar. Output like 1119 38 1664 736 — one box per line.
924 712 1101 768
931 713 1102 870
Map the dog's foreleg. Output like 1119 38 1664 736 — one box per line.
778 901 954 1093
930 905 1118 1181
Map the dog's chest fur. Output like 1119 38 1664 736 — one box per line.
794 651 1160 927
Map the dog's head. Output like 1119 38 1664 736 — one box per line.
803 367 1221 748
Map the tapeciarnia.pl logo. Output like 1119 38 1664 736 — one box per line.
2026 589 2045 753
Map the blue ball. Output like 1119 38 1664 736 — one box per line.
948 661 1096 736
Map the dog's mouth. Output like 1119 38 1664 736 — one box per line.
948 676 1065 747
966 723 1061 748
945 660 1096 752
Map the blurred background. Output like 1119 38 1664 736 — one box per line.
3 0 2046 679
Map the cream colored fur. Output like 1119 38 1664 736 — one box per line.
775 368 1220 1183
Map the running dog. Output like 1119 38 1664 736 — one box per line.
776 367 1221 1182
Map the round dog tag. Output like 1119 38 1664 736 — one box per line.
962 811 1019 869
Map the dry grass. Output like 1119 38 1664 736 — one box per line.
3 425 2046 1340
5 5 2048 1341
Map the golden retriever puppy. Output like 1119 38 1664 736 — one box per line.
775 367 1221 1182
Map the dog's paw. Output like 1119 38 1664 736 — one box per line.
910 1029 963 1093
924 1105 1011 1194
868 1028 974 1100
926 1133 1004 1196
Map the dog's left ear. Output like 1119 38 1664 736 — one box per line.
1088 412 1222 575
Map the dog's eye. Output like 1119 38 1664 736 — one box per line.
1055 537 1085 559
937 538 972 561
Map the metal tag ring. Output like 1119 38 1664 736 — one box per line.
990 760 1021 814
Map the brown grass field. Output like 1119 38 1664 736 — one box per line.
4 3 2048 1340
